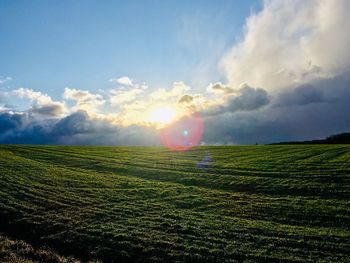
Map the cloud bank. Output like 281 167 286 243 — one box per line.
1 0 350 145
221 0 350 91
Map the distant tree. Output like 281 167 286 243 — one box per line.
272 132 350 144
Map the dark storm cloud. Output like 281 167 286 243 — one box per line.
51 114 158 146
0 110 158 146
204 85 270 116
202 73 350 145
0 112 54 144
275 84 328 107
0 112 26 133
52 111 104 136
3 124 53 145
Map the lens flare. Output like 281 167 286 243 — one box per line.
159 112 204 151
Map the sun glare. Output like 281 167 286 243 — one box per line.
147 107 177 126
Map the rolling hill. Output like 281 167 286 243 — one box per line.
0 145 349 262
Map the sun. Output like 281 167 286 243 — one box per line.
146 107 177 126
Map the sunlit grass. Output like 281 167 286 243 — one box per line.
0 145 349 262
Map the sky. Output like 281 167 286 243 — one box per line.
0 0 260 95
1 0 350 146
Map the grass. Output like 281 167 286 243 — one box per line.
0 233 87 263
0 145 349 262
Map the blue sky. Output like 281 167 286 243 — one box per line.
1 0 349 146
0 0 261 99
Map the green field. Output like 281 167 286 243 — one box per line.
0 145 349 262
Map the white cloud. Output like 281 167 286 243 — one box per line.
0 76 12 86
13 88 67 117
63 88 102 101
14 88 53 105
109 79 148 106
207 82 237 95
64 87 105 115
149 82 191 100
110 88 145 105
109 76 133 86
221 0 350 91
